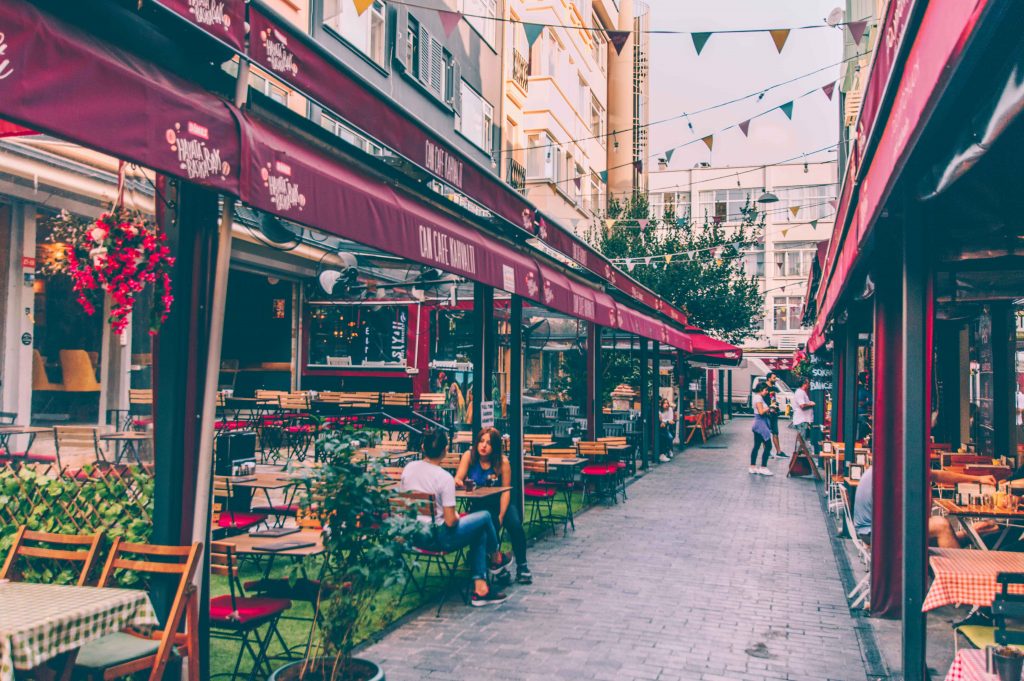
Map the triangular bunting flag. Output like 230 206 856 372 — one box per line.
634 159 643 174
644 257 652 266
665 254 673 264
352 0 374 16
769 29 790 53
599 170 608 184
638 219 649 229
822 82 836 100
790 206 800 217
691 32 712 55
828 199 838 210
779 101 794 119
676 218 687 227
738 120 750 137
848 20 868 46
626 261 636 272
702 135 714 151
608 31 631 55
781 228 789 237
664 148 675 164
573 175 582 190
438 10 463 38
524 22 545 48
810 220 818 230
605 218 616 229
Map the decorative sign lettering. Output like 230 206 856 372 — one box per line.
571 293 595 320
391 310 407 363
502 265 516 295
259 27 298 76
21 256 35 269
524 271 539 299
260 161 306 212
165 121 231 181
417 224 477 275
480 400 495 429
542 279 554 305
571 242 588 267
0 32 12 80
809 354 833 392
424 139 464 189
187 0 232 32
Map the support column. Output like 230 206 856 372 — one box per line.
639 337 649 469
992 303 1017 461
471 284 493 430
509 295 524 517
586 324 599 440
727 369 733 420
831 337 842 442
902 211 930 681
842 325 857 477
934 321 962 448
2 202 36 424
651 341 660 460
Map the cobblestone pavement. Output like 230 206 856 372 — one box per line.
363 419 870 681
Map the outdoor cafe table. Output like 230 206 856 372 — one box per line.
100 431 151 466
0 425 50 458
230 472 308 527
923 548 1024 611
934 498 1024 550
226 529 326 580
0 581 158 681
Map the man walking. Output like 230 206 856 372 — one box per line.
765 372 787 458
792 377 815 454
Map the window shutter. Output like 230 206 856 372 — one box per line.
450 61 462 113
394 8 408 70
418 26 430 84
429 38 444 96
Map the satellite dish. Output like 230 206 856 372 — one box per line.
259 212 296 244
826 7 845 27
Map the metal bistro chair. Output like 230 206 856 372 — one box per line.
392 491 468 617
523 456 560 537
577 441 618 505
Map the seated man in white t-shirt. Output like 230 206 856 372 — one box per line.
401 431 510 606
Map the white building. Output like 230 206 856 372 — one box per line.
647 160 838 353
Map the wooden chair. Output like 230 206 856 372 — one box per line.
0 526 103 586
599 436 635 476
523 433 554 456
390 491 465 615
128 389 154 430
75 540 202 681
577 441 619 505
209 541 291 680
53 425 104 469
212 476 267 534
839 487 870 610
440 452 463 472
684 411 707 445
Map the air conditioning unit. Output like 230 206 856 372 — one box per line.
776 335 803 350
844 89 863 126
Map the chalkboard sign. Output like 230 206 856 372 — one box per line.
809 354 833 392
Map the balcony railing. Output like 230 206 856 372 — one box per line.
506 157 526 193
512 49 529 92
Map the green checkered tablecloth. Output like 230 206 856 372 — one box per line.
0 581 158 680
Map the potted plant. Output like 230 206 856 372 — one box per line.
992 645 1024 681
270 426 420 681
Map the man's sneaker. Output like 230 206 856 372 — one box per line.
488 552 512 575
516 566 533 585
659 454 671 463
758 467 774 476
776 451 789 458
470 590 509 607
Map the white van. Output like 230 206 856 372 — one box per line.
724 357 795 415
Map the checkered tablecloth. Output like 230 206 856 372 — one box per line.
0 581 158 681
945 649 1001 681
924 548 1024 612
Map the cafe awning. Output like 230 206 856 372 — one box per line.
684 328 742 366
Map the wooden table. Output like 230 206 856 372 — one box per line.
0 425 51 458
229 473 308 526
225 529 326 580
456 486 512 500
0 582 158 681
935 498 1024 550
99 431 151 465
923 547 1024 611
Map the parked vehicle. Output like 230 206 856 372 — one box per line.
724 357 795 415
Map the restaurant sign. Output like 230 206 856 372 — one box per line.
808 354 833 393
154 0 246 52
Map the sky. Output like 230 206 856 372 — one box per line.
645 0 845 171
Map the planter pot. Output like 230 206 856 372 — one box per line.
993 650 1024 681
268 658 384 681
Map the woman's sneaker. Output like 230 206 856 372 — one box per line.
488 552 512 575
758 467 774 476
516 566 533 584
659 454 671 463
471 590 509 607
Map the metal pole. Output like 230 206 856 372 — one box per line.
727 369 733 420
509 295 524 518
902 211 928 681
831 340 841 442
842 326 857 478
992 303 1017 462
639 337 649 470
651 341 660 461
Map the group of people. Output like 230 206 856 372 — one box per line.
399 427 531 607
749 371 816 476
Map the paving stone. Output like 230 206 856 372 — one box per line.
362 419 871 680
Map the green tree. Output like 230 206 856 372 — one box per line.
589 194 765 344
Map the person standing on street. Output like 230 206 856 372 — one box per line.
658 398 676 463
765 372 787 458
749 382 774 476
792 377 816 452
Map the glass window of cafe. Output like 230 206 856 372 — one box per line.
308 302 408 368
522 307 589 441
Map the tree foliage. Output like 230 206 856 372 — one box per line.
588 194 766 344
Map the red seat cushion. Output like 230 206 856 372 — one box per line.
261 417 285 427
250 504 299 516
285 425 315 434
215 420 247 430
25 453 57 462
524 485 557 499
216 512 266 529
412 546 449 557
209 595 290 624
581 465 615 476
131 417 153 427
615 462 627 470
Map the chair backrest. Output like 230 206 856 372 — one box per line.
382 393 412 407
390 490 434 520
440 453 463 470
279 394 310 411
523 455 549 475
255 389 288 403
838 487 870 559
416 393 446 406
993 572 1024 646
59 349 102 392
524 433 553 445
316 391 344 403
452 431 473 444
380 467 404 482
602 423 625 437
0 411 16 425
0 526 103 586
54 425 100 460
541 448 578 459
576 441 608 459
129 389 153 406
209 541 244 614
598 436 628 448
33 349 63 391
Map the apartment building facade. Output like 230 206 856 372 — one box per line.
647 161 838 352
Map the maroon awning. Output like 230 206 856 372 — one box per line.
0 0 241 195
684 328 743 366
154 0 246 52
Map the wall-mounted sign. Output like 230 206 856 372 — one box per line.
20 332 31 346
480 400 494 429
272 299 286 319
21 256 35 269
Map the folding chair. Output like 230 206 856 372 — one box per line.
1 526 103 586
209 541 292 680
683 412 707 445
75 540 202 681
839 487 870 610
212 476 268 534
391 491 466 617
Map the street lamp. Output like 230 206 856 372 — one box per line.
757 191 779 204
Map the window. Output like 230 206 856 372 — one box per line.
456 81 493 153
320 112 385 156
774 243 816 278
526 132 560 182
405 16 419 74
742 248 765 278
323 0 387 67
307 304 408 367
590 95 605 144
698 188 758 223
650 192 690 221
578 74 589 114
465 0 497 47
591 13 607 72
589 172 604 214
775 184 838 221
773 296 804 331
546 33 563 78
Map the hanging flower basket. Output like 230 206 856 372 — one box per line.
44 208 175 335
